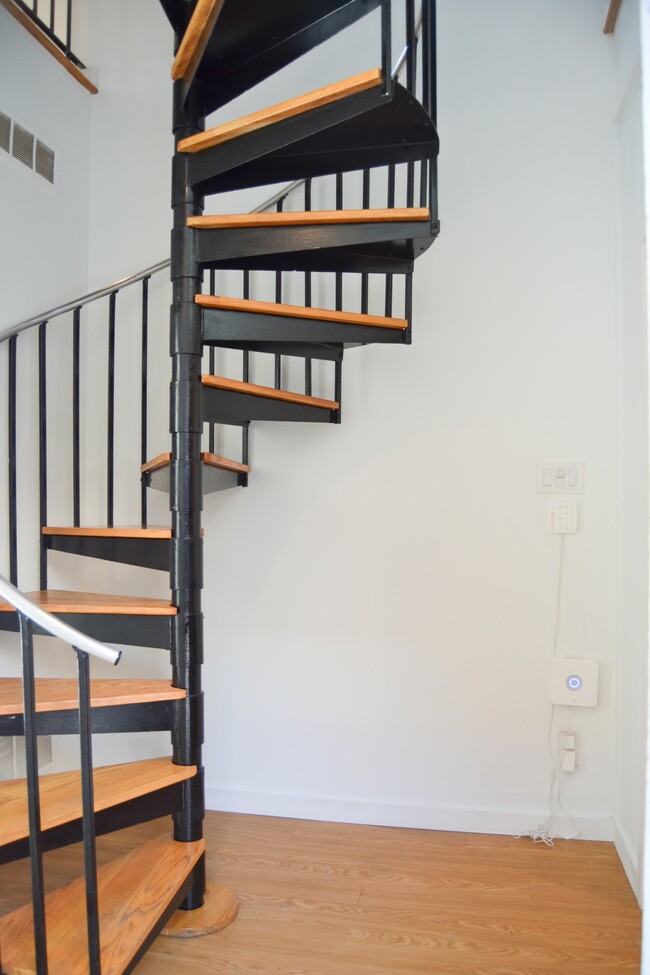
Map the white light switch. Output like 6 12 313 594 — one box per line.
536 462 584 494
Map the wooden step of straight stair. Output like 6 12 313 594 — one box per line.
177 68 383 154
0 758 196 848
0 678 185 715
188 206 430 230
0 834 205 975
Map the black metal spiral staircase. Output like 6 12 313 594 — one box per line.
0 1 439 971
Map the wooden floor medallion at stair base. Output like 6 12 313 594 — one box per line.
161 881 239 938
0 835 205 975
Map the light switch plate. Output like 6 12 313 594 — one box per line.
537 462 584 494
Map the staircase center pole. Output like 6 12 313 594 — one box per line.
170 75 207 911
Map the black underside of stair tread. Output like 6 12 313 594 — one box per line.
201 306 406 351
0 781 185 867
192 85 438 195
0 698 177 738
203 384 340 426
44 533 170 571
162 0 383 116
197 222 435 271
0 610 172 650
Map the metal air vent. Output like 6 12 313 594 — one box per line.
1 111 55 184
35 140 55 183
0 735 53 781
12 123 34 169
0 112 10 153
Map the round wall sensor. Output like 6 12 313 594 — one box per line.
566 675 583 691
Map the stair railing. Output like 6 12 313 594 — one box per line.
4 0 86 69
0 573 120 975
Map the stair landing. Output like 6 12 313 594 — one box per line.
0 834 205 975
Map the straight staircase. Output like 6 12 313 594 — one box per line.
0 0 439 970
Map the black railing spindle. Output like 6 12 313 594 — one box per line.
360 169 370 314
76 648 102 975
406 0 416 94
140 279 149 526
335 174 343 312
275 201 283 389
405 271 413 345
73 307 81 526
304 180 313 396
381 0 392 95
8 336 18 586
106 293 116 527
38 322 48 591
66 0 72 50
19 612 49 975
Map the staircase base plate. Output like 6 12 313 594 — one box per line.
161 882 239 938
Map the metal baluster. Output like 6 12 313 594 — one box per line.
406 0 416 94
66 0 72 51
274 202 283 389
38 322 48 591
242 271 250 475
73 307 81 527
381 0 392 95
304 180 313 396
106 293 116 527
385 166 396 321
208 270 216 455
75 648 101 975
360 170 370 314
49 0 55 32
8 336 18 586
335 174 343 312
20 612 49 975
140 279 149 526
405 271 413 345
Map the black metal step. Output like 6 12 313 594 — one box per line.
194 213 435 272
202 376 340 425
192 85 438 196
43 528 171 572
200 297 407 352
160 0 383 116
180 73 389 194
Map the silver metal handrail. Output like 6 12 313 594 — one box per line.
0 573 121 664
0 12 423 345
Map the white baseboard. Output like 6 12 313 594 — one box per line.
205 786 614 842
613 818 642 906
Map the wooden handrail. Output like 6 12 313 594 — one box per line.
172 0 225 83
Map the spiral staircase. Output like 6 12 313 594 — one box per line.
0 1 439 971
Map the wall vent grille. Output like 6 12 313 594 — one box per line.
0 112 10 154
1 112 55 184
0 736 53 781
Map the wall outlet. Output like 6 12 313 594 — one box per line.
537 462 584 494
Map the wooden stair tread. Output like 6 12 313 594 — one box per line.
0 834 205 975
142 451 250 476
0 758 196 847
171 0 225 83
177 68 382 154
196 294 408 330
0 679 185 716
0 591 177 616
201 375 339 410
42 526 172 539
187 206 430 230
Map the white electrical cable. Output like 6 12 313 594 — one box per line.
515 534 581 846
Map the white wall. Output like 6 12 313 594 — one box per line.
0 7 92 330
3 0 646 863
611 0 648 906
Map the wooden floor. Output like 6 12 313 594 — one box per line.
0 812 641 974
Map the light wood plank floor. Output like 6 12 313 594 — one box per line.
0 812 641 974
